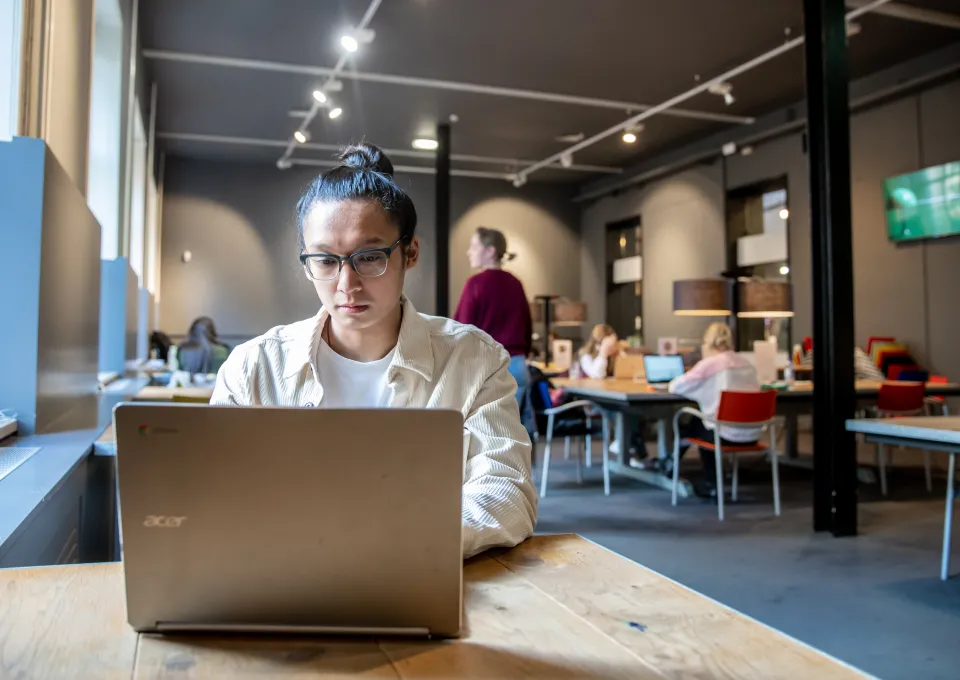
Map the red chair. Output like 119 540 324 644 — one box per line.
671 391 780 520
873 382 931 495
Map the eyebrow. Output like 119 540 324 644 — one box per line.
309 237 388 253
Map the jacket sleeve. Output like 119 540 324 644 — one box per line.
578 354 609 379
210 344 255 405
461 350 538 558
668 357 711 397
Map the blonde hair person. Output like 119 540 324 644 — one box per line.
573 324 618 379
666 322 761 499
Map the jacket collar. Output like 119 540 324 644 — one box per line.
282 297 434 382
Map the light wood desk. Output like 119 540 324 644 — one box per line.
133 386 214 403
0 534 868 679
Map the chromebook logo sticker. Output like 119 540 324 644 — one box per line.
138 425 151 436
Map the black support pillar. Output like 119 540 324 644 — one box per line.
803 0 858 536
435 123 451 317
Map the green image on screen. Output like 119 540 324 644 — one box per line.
883 161 960 242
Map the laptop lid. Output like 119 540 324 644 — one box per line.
643 355 685 384
115 404 464 638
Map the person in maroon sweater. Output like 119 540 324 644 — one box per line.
455 228 533 426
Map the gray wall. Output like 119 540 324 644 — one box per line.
581 77 960 380
158 158 579 339
580 162 726 344
0 138 100 435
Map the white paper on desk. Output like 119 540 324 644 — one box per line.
753 340 778 383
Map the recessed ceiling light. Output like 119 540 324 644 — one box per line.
622 132 637 144
340 35 359 52
312 90 327 103
412 138 439 150
779 208 790 220
779 265 790 276
328 107 343 119
294 130 307 144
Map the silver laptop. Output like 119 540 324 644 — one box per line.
643 354 685 388
114 403 464 638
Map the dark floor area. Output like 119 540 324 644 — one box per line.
534 445 960 680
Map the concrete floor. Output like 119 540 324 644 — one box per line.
534 443 960 680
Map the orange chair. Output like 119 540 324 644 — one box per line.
671 391 780 520
873 382 930 495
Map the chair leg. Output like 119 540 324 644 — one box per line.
731 454 739 503
540 415 555 498
602 415 611 496
770 424 781 517
671 430 681 507
715 445 725 521
877 442 888 496
585 412 593 468
942 453 956 581
575 437 583 485
564 436 571 460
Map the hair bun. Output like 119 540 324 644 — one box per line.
339 143 394 176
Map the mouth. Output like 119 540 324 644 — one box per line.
337 303 370 314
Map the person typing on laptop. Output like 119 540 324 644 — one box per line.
210 144 537 558
665 323 760 498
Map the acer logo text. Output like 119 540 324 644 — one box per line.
144 515 187 528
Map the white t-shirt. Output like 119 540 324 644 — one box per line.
314 338 397 408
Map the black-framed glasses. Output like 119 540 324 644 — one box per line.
299 237 407 281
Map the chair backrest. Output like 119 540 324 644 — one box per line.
877 382 926 413
525 366 554 436
716 390 778 424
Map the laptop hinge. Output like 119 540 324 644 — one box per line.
155 622 431 636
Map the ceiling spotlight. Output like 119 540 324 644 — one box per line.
340 27 375 53
741 146 754 156
779 208 790 220
412 138 439 150
846 22 861 37
560 152 573 168
779 265 790 276
276 159 292 170
722 142 737 157
709 81 735 106
312 90 327 103
328 107 343 119
294 130 307 144
622 132 637 144
449 113 459 123
340 35 359 52
556 132 585 144
512 174 527 188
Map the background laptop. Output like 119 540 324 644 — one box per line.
643 355 685 388
115 404 464 638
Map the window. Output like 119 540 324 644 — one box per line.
87 0 123 258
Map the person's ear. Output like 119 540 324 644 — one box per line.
404 236 420 270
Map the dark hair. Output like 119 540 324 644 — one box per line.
295 143 418 251
475 227 516 262
178 316 221 374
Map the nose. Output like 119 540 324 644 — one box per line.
336 260 363 294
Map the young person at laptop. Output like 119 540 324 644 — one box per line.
211 144 537 558
665 323 760 499
570 324 618 378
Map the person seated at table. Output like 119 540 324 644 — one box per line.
571 324 618 378
211 143 537 558
175 316 231 377
666 322 761 499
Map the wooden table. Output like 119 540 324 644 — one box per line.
0 534 868 679
133 386 214 403
846 416 960 580
553 378 960 494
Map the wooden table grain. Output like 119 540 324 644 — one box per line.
0 535 870 679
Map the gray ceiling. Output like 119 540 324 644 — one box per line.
141 0 960 184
